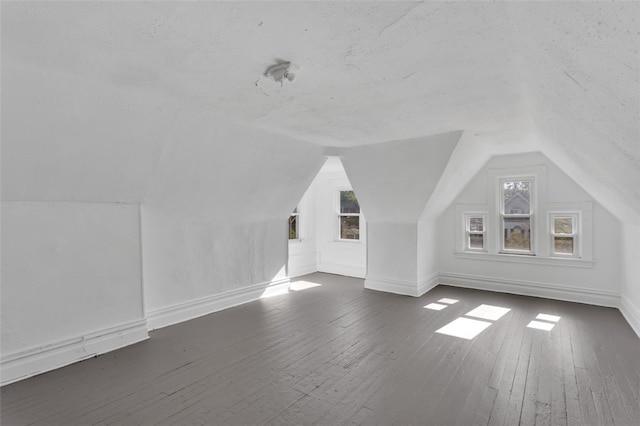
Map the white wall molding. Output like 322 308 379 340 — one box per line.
620 296 640 339
365 275 419 297
318 262 365 279
438 271 619 307
1 319 148 386
146 277 291 331
418 272 440 296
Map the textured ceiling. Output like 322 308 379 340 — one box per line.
2 1 639 218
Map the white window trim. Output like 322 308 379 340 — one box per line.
498 177 535 255
288 207 301 242
464 212 488 252
548 212 580 258
336 188 362 242
454 166 594 268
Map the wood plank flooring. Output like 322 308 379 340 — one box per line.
2 272 639 425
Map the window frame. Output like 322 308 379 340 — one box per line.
337 189 361 241
549 212 580 258
464 212 487 252
288 207 300 241
498 177 535 256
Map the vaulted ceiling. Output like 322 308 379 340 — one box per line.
2 1 638 221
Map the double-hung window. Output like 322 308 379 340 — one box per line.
288 208 299 240
465 213 486 251
339 190 360 240
500 179 533 254
550 213 579 257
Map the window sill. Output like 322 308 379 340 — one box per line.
335 239 363 244
454 251 594 268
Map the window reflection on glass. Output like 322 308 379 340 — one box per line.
340 216 359 239
503 217 531 251
503 181 531 214
469 234 484 249
340 191 360 214
469 217 484 232
554 236 573 254
554 217 573 234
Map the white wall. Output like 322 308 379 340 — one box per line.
436 152 622 306
141 116 326 329
1 201 148 385
287 178 319 278
620 225 640 336
313 158 367 278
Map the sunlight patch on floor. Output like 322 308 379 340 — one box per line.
527 320 555 331
465 304 511 321
424 303 448 311
536 313 561 322
290 281 322 292
438 298 459 304
436 317 493 339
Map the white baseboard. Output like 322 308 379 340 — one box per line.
418 272 440 296
620 296 640 338
438 271 620 307
365 275 420 297
288 264 318 278
146 277 291 331
318 262 365 279
1 319 148 386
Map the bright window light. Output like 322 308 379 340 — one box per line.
465 304 511 321
438 298 459 304
436 317 492 339
527 320 555 331
290 281 322 292
424 303 448 311
536 313 561 322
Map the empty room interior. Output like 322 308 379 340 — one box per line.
1 1 639 425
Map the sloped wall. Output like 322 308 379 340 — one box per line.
341 132 461 294
142 116 326 329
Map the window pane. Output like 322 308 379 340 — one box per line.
288 215 297 240
340 191 360 214
504 217 531 251
503 181 531 214
340 216 360 239
554 217 573 234
469 217 484 232
554 237 574 254
469 234 484 249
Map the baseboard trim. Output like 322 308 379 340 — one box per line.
438 271 620 307
418 272 440 297
317 262 365 279
1 319 148 386
146 277 291 331
365 275 420 297
620 296 640 338
288 264 318 278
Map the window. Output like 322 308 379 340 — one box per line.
465 213 486 251
550 213 579 257
288 208 299 240
500 179 533 254
339 190 360 240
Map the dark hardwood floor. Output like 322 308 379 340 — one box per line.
2 273 639 425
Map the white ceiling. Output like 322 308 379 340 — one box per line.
2 1 639 218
